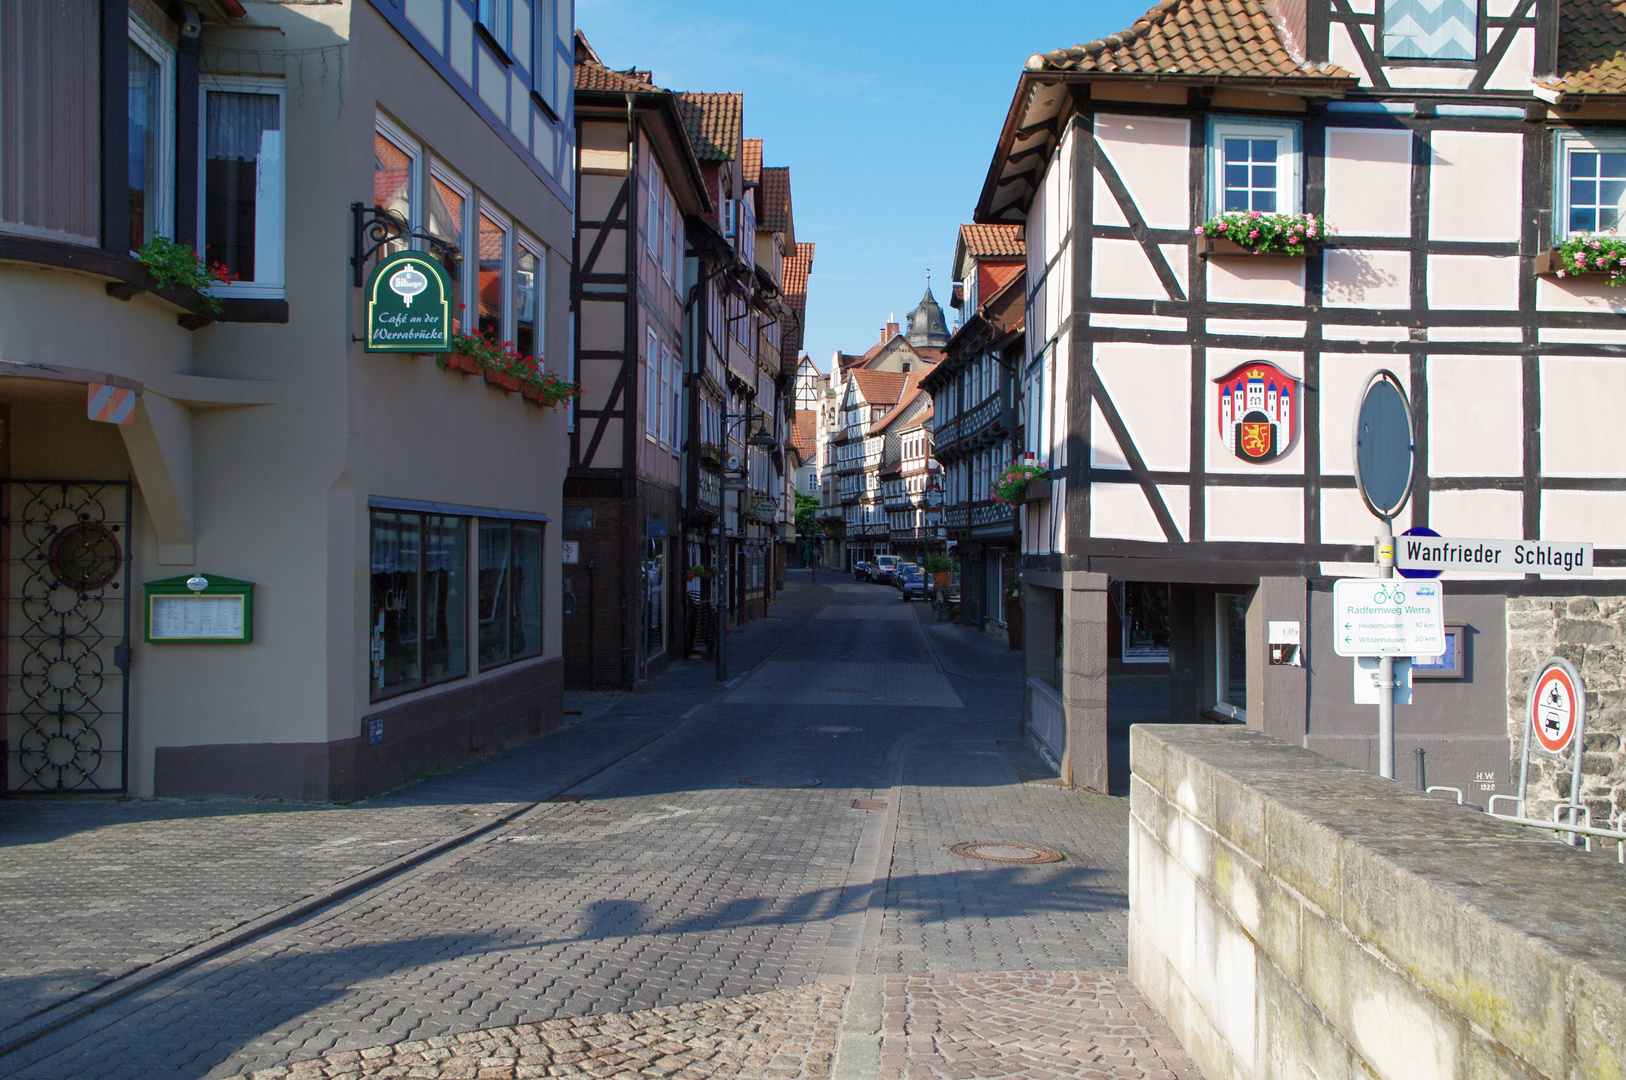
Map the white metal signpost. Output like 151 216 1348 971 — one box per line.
1332 579 1446 657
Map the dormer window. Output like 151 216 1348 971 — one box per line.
1381 0 1476 62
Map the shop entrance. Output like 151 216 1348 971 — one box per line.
3 481 132 793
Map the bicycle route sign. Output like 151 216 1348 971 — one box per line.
1332 578 1446 657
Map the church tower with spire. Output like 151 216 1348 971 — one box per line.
905 276 950 348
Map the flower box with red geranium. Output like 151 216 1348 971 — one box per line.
1197 211 1332 257
991 460 1051 507
437 329 581 408
1537 233 1626 285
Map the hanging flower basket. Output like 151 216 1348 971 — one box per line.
1537 233 1626 285
1196 212 1331 257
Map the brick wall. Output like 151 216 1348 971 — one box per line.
1506 595 1626 835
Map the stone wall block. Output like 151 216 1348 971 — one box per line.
1569 959 1626 1080
1339 844 1460 1022
1300 913 1467 1080
1131 724 1168 797
1214 766 1269 867
1264 800 1342 918
1260 959 1354 1080
1210 839 1267 941
1448 908 1568 1080
1556 619 1622 646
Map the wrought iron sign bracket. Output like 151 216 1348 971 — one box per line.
351 203 461 288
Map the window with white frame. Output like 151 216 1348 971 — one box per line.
477 0 511 55
531 0 574 119
667 347 682 450
646 155 663 258
1209 119 1300 216
646 327 660 440
1557 132 1626 237
427 163 470 330
374 124 418 255
201 77 284 294
477 203 509 342
128 17 174 252
516 238 546 361
1381 0 1475 61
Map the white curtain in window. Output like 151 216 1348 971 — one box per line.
208 91 279 160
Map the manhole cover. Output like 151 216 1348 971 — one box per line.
950 842 1065 865
807 724 862 733
739 775 822 788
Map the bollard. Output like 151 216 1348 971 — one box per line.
1415 746 1426 791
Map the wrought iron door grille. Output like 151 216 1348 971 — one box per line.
4 481 132 794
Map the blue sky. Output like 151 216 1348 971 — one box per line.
576 1 1153 371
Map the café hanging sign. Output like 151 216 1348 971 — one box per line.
364 251 453 352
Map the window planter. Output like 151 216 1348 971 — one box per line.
1022 478 1053 503
444 354 484 376
1535 247 1626 285
1198 237 1317 259
484 369 524 393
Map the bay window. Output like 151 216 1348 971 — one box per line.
201 78 284 293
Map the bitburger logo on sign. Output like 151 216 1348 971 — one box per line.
1214 361 1301 464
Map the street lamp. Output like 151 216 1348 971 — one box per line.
715 409 778 683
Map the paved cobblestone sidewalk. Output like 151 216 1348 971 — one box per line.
225 982 844 1080
877 973 1201 1080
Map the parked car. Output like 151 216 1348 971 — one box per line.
852 560 873 582
872 554 902 584
896 566 929 601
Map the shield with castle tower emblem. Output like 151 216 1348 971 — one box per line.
1215 361 1300 464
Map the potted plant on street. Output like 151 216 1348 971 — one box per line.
1196 211 1332 258
923 551 953 589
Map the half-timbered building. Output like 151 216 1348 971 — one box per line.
978 0 1626 813
568 38 710 688
926 224 1028 640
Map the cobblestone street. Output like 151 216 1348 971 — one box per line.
0 576 1198 1080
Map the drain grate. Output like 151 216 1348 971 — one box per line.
852 798 888 810
828 687 866 693
807 724 863 734
738 775 822 788
950 842 1065 865
548 793 585 803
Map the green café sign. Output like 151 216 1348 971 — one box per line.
364 251 454 352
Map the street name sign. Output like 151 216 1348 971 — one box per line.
1332 578 1445 657
1395 534 1593 576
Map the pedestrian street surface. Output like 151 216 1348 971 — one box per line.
1 576 1201 1080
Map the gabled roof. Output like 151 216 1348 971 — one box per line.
759 167 792 234
675 92 743 161
780 242 814 361
1025 0 1350 80
574 34 661 93
869 382 932 436
959 223 1025 259
790 411 818 459
849 369 909 408
742 138 763 184
1541 0 1626 96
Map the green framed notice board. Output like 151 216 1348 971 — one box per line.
144 575 255 643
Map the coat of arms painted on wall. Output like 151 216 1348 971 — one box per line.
1215 361 1301 464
